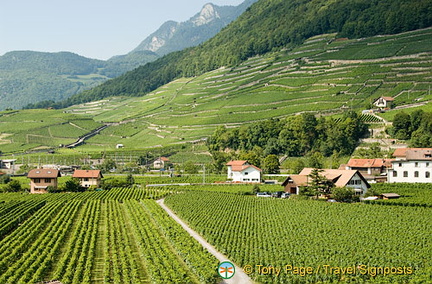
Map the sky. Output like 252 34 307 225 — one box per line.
0 0 245 60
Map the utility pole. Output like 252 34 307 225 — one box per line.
202 164 206 184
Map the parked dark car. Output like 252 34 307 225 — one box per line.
272 191 284 198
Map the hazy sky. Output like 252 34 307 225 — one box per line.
0 0 245 60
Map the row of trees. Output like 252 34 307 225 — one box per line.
209 111 368 157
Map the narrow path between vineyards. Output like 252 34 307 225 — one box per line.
157 198 253 284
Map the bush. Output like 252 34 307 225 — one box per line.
331 187 359 203
5 180 22 192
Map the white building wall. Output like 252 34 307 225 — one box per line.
388 160 432 183
228 166 261 183
345 173 369 194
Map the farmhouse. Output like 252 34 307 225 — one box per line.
226 160 262 183
387 148 432 183
343 158 393 182
373 96 394 109
282 168 370 195
28 168 61 194
153 157 170 169
72 170 103 188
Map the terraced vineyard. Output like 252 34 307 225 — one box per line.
1 28 431 153
0 188 219 283
165 191 432 283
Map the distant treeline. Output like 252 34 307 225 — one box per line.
208 111 368 157
30 0 432 109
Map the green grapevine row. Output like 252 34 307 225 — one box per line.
165 191 432 283
0 199 46 239
0 200 82 283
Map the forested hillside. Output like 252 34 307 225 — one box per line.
53 0 432 108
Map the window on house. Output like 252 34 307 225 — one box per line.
403 171 408 177
414 171 419 178
415 162 419 167
45 178 51 183
426 172 430 178
427 162 430 167
399 163 402 167
34 178 40 183
84 178 89 181
244 172 249 175
393 171 397 177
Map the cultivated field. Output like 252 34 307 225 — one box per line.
166 190 432 283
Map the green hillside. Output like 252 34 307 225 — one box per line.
58 0 432 107
2 27 430 155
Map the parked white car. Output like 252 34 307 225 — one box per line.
256 192 271 197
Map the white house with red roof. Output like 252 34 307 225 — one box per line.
226 160 262 183
72 170 103 188
374 96 395 109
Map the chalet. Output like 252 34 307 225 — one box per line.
153 157 170 169
373 96 394 109
28 169 61 194
282 168 370 195
226 160 262 183
72 170 103 188
387 148 432 183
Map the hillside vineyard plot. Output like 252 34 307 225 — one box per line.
165 192 432 283
0 188 218 283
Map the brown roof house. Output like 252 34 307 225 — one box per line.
153 157 170 169
374 96 394 109
282 168 370 195
226 160 262 183
72 170 103 188
28 169 61 194
343 159 394 182
388 148 432 183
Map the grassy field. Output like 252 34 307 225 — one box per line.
1 28 431 154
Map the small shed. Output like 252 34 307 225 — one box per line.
381 193 400 200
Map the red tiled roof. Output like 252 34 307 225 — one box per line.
381 96 394 101
72 170 103 178
347 159 394 168
227 160 262 172
28 169 61 178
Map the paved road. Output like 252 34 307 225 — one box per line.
157 199 253 284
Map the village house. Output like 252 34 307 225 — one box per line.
373 96 394 109
282 168 370 195
72 170 103 188
153 157 170 169
28 168 61 194
226 160 262 183
387 148 432 183
342 158 394 182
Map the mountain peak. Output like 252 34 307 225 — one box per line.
192 3 220 27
